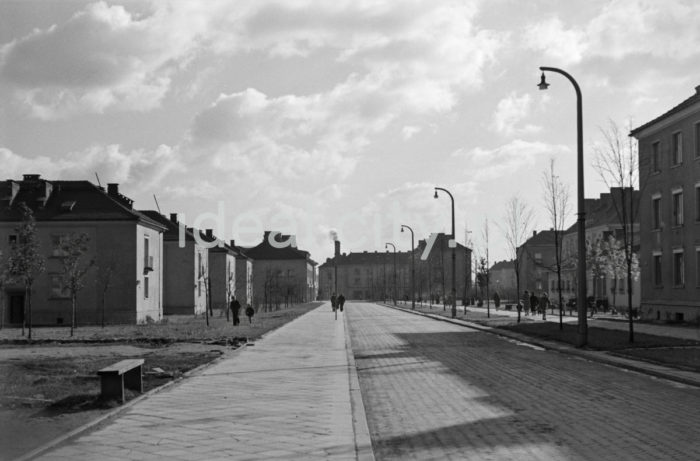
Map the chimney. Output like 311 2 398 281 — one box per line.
170 213 178 223
533 230 537 237
107 183 119 196
22 174 41 182
206 229 213 239
230 239 236 248
334 240 341 257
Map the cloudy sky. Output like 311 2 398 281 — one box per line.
1 0 699 264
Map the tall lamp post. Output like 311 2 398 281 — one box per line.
385 242 397 306
401 224 415 309
538 66 587 347
434 187 457 319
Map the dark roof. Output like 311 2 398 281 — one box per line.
630 86 700 137
140 210 198 242
0 177 164 230
564 188 640 234
244 231 315 264
522 230 556 247
490 260 514 271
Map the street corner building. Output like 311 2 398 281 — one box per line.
631 84 700 323
0 175 166 326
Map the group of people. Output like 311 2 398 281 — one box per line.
229 297 255 325
519 290 550 318
330 293 346 312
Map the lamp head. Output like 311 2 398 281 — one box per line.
538 72 549 90
401 226 404 233
433 190 439 199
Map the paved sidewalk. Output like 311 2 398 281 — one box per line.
32 304 371 461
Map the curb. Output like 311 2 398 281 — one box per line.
343 310 375 461
380 303 700 389
14 344 248 461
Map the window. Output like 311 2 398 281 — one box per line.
673 250 684 287
696 248 700 287
50 275 70 298
652 195 662 230
143 235 150 267
672 131 683 165
653 253 662 286
8 234 17 244
696 183 700 222
651 141 660 172
144 275 150 298
672 190 684 226
695 122 700 158
534 252 542 264
51 234 68 257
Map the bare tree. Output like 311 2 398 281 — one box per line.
592 120 643 342
7 204 46 340
481 217 491 318
59 233 95 336
500 197 534 323
542 158 572 329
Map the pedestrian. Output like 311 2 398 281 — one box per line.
331 293 337 311
539 292 549 320
338 294 346 312
245 304 254 323
522 290 531 316
493 292 501 310
516 300 523 323
230 297 241 326
530 291 539 317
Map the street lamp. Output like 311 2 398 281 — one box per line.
401 224 415 309
538 66 587 347
434 187 457 319
385 242 397 306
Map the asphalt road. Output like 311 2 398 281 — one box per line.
346 301 700 461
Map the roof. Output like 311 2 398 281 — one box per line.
522 230 556 247
490 260 514 271
630 85 700 137
245 231 315 264
139 210 199 242
319 233 471 268
564 188 640 234
0 177 165 231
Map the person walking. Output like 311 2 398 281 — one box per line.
331 293 337 312
231 297 241 326
530 291 539 318
522 290 531 316
338 294 346 312
245 304 254 323
539 292 550 320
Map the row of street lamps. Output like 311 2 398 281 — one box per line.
333 66 588 345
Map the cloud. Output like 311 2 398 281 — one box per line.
402 126 422 140
452 140 570 181
0 1 212 119
0 144 182 193
490 92 541 135
523 0 700 64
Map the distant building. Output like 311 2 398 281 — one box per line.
318 234 471 303
517 230 557 297
230 240 254 307
198 229 238 313
560 188 641 310
140 211 208 316
631 85 700 322
489 260 516 300
0 175 165 325
244 231 317 309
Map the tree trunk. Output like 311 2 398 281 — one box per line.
101 290 106 328
71 293 76 337
26 285 32 341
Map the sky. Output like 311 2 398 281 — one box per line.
1 0 699 265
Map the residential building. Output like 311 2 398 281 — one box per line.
489 260 517 301
559 188 641 311
0 175 165 325
198 229 238 313
318 234 471 303
517 230 557 297
140 211 208 315
230 240 254 306
631 85 700 322
244 231 317 309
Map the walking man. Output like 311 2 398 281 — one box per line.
231 297 241 326
338 294 346 312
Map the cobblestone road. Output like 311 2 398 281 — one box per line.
346 302 700 461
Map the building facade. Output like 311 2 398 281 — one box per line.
489 260 517 301
631 85 700 322
517 230 557 298
0 176 165 325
